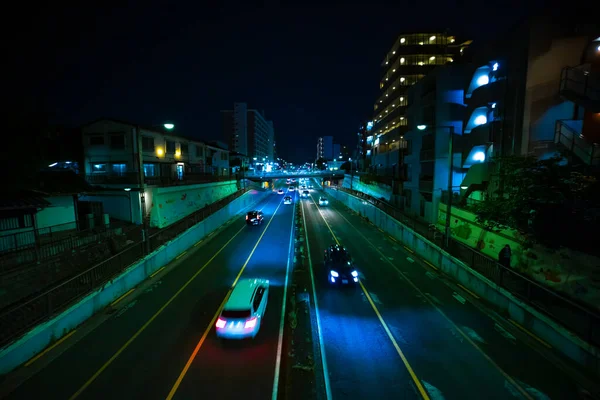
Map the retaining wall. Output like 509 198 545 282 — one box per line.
0 189 270 374
325 188 600 376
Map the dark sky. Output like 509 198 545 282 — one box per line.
8 0 551 163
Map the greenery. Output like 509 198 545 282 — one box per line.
471 155 599 253
340 161 351 171
315 157 327 171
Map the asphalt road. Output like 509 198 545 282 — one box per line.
302 181 595 400
1 181 297 400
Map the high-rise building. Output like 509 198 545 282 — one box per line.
316 136 334 161
221 103 274 162
333 143 341 160
370 32 471 175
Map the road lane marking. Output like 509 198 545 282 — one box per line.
494 323 517 345
167 196 287 400
175 251 187 260
457 284 480 299
301 198 333 400
110 289 135 307
406 257 415 263
193 240 203 247
68 222 251 399
309 196 429 400
334 210 534 400
508 319 552 349
423 260 437 271
150 266 165 278
271 189 297 400
24 330 77 367
452 293 466 304
403 246 414 253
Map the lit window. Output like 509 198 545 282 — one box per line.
418 62 424 66
400 57 405 63
92 163 107 173
429 56 435 60
429 36 436 41
400 38 405 43
419 42 424 45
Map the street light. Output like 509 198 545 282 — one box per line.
416 124 456 248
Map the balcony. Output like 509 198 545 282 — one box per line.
86 172 234 187
555 120 600 167
559 66 600 112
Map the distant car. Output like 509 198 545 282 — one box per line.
289 186 295 191
277 189 284 194
246 210 264 225
283 196 293 205
216 279 270 339
301 190 309 198
324 244 358 286
299 185 306 190
319 196 329 206
308 184 313 189
286 179 291 184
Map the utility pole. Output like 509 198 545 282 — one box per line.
136 126 150 255
444 126 455 248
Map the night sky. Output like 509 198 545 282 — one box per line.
8 0 552 163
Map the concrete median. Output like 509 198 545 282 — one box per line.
0 189 271 375
324 187 600 377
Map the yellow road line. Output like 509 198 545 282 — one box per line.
457 284 480 299
508 319 552 349
403 246 414 254
24 330 77 367
150 266 165 278
110 289 135 307
194 240 203 247
67 223 248 400
334 211 534 400
389 236 398 243
423 260 438 271
175 251 187 260
309 196 430 400
166 199 285 399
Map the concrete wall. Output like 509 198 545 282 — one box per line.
35 196 77 231
342 175 392 201
326 188 600 375
0 188 270 374
149 180 237 228
80 191 142 225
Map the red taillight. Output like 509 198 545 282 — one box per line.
245 215 248 220
216 318 226 329
244 317 257 329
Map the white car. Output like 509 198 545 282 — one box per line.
216 279 269 339
289 186 295 191
284 196 293 205
319 196 329 206
277 189 284 194
301 190 309 198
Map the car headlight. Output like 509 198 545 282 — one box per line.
351 270 358 277
330 270 339 277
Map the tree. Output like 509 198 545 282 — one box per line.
340 161 351 172
315 157 327 171
471 155 599 252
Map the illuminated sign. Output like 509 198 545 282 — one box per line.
366 121 374 131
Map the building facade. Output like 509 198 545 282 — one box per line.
370 32 471 176
316 136 334 161
221 103 275 162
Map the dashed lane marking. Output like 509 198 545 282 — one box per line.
508 319 552 349
452 293 466 304
457 284 480 299
406 257 415 263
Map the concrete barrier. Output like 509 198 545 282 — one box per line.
0 189 271 374
325 188 600 376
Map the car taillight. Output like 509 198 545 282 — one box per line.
245 215 248 220
216 318 226 328
244 317 257 329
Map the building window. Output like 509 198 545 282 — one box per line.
166 140 176 154
180 143 188 155
112 163 126 175
141 136 154 152
89 135 104 145
92 163 107 173
110 133 125 149
143 163 156 177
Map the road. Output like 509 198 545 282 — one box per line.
0 181 297 400
301 181 596 400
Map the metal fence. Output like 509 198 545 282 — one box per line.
0 188 250 347
336 186 600 347
85 173 234 186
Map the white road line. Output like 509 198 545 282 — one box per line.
301 199 333 400
271 187 297 400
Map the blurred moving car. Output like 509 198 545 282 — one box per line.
324 244 358 286
246 210 264 225
300 190 309 198
318 196 329 206
284 196 293 205
289 186 295 191
216 279 270 339
277 189 284 194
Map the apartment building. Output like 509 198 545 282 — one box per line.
221 103 275 162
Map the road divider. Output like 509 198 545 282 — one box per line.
325 187 600 377
0 189 271 376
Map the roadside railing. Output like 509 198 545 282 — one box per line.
335 186 600 347
85 173 234 187
0 188 252 348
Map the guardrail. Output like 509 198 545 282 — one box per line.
335 186 600 347
0 188 250 348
